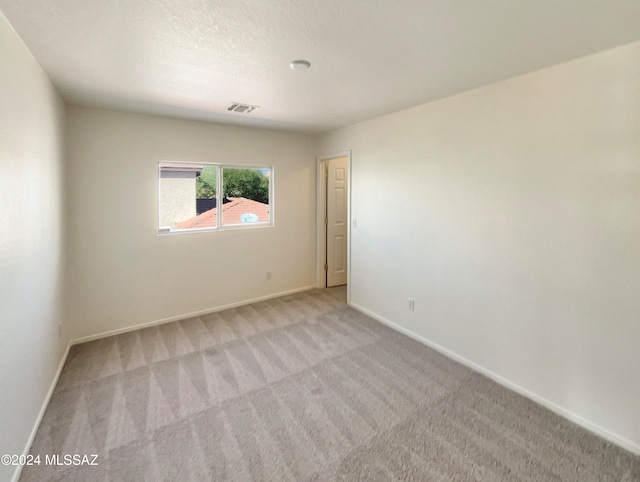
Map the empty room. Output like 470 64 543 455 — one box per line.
1 1 639 481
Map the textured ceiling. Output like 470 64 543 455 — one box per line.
2 0 640 132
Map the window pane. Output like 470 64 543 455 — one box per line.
159 162 218 232
221 167 271 226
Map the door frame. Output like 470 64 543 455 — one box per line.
316 151 352 301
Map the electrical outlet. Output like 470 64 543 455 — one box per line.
266 271 272 280
408 298 415 311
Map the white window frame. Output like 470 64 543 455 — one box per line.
157 161 274 235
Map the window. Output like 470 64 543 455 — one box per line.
158 162 272 234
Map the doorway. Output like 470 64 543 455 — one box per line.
317 153 351 292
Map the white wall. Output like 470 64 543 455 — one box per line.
64 106 318 340
0 12 67 482
319 41 640 451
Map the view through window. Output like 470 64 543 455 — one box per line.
158 162 272 233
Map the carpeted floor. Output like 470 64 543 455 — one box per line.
21 287 639 481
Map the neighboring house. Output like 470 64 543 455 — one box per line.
158 163 202 228
177 197 269 229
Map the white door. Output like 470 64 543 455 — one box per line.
326 156 348 287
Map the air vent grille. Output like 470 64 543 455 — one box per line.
227 102 259 114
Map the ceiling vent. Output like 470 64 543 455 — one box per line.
227 102 259 114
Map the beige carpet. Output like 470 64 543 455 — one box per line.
21 287 639 481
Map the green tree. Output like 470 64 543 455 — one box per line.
196 165 217 199
223 168 269 204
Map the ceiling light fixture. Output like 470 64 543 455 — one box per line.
290 60 311 71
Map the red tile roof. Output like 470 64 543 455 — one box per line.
176 198 270 229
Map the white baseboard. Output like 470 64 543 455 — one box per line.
71 285 317 346
349 301 640 457
11 340 72 482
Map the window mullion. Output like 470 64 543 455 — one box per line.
217 165 222 229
